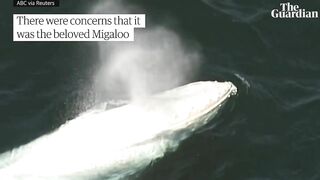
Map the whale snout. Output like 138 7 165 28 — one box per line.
142 81 237 130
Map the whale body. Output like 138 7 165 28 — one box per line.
0 81 237 180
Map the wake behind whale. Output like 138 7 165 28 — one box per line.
0 81 237 180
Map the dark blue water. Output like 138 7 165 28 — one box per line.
1 0 320 179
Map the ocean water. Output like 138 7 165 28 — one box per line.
1 0 320 179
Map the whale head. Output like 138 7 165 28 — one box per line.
126 81 238 133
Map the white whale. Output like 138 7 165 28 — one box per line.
0 81 237 180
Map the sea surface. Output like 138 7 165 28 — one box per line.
1 0 320 179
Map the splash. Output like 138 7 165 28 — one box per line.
91 0 202 101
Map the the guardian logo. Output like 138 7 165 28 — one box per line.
271 2 319 18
